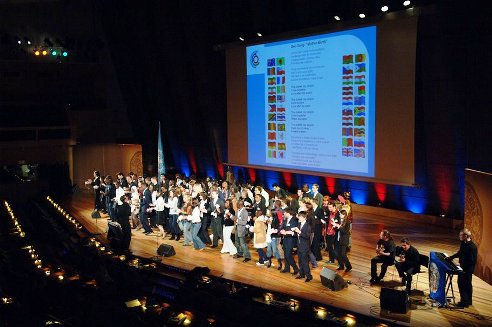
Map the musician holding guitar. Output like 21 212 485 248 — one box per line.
395 237 420 294
447 229 477 308
370 230 395 284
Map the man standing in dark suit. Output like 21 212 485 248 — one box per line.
208 189 224 248
103 175 116 220
272 183 287 199
117 172 128 188
395 237 420 293
115 194 132 252
89 170 103 211
279 208 299 275
293 211 313 282
448 229 478 308
139 182 153 234
333 209 352 272
311 184 324 207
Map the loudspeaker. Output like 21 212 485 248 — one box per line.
320 267 348 291
91 210 101 218
380 288 409 314
157 243 176 257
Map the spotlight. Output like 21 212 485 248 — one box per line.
334 15 341 21
1 297 14 304
17 39 22 45
359 13 366 18
34 50 40 56
238 36 244 42
51 50 57 56
344 315 356 326
24 37 31 45
381 5 389 12
42 50 48 56
403 0 411 6
62 51 68 57
257 32 262 37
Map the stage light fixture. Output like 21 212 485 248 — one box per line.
34 50 40 56
238 36 244 42
381 5 389 12
403 0 411 6
359 13 366 18
257 32 262 37
51 50 57 56
24 37 31 45
62 51 68 57
42 50 48 56
334 15 341 21
17 39 22 45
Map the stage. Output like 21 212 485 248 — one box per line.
65 192 492 326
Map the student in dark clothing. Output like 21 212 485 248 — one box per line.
292 211 313 282
115 194 132 252
395 237 420 293
448 228 478 308
333 209 352 272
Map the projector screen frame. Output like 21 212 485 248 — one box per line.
224 8 421 187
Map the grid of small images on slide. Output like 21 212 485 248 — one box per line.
267 57 286 160
341 53 367 159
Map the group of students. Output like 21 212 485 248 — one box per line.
86 170 478 306
85 170 355 282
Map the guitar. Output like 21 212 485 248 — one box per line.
376 244 385 255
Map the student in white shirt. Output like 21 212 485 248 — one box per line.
190 199 206 250
154 190 166 238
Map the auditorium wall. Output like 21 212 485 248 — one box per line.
464 169 492 286
72 144 142 190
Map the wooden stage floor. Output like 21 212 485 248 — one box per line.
65 192 492 327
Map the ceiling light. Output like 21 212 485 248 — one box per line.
381 5 389 12
359 13 366 18
334 16 340 21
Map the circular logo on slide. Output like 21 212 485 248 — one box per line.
250 51 259 68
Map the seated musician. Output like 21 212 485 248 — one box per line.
395 237 420 293
447 228 477 308
370 230 395 284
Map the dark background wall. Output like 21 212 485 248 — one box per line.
1 0 491 218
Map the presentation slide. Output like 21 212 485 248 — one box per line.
246 26 376 177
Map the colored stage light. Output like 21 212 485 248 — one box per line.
62 51 68 57
42 50 48 56
51 50 57 56
34 50 40 56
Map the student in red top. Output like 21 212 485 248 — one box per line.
323 199 338 264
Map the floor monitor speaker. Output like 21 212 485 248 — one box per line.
320 267 348 291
